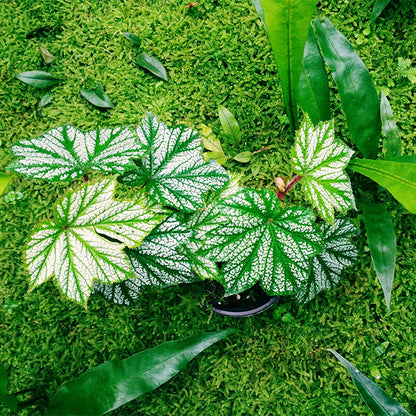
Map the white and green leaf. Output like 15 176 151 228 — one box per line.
296 218 359 303
292 116 356 224
94 215 198 305
118 114 230 212
26 179 166 305
200 188 323 295
8 125 143 182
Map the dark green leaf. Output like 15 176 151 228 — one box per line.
260 0 319 131
314 17 381 159
371 0 392 21
40 94 53 107
123 32 141 45
137 52 168 81
46 330 235 416
380 92 401 158
0 365 18 412
80 82 113 109
349 159 416 213
39 46 56 64
218 106 241 145
329 349 411 416
362 201 396 310
0 174 11 196
233 151 253 163
298 24 331 125
16 70 60 89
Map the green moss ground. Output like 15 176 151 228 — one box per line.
0 0 415 415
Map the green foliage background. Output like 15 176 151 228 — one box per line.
0 0 415 415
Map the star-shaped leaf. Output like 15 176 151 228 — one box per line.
26 179 165 305
296 218 359 303
200 188 323 295
118 114 230 212
8 125 143 181
292 116 356 224
94 215 198 305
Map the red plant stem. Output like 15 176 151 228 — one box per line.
277 175 303 201
252 146 274 155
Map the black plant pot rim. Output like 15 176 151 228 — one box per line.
206 281 279 318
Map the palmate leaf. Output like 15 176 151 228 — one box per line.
296 219 359 303
94 215 198 306
200 188 323 296
8 125 143 182
26 179 165 305
119 114 230 212
292 116 356 224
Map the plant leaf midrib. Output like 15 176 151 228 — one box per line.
349 160 416 189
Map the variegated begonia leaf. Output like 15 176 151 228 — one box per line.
296 218 359 303
200 188 323 295
118 114 230 212
178 174 243 282
8 125 143 181
26 179 165 305
292 116 356 224
94 215 199 305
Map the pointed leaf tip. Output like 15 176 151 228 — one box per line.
329 349 411 415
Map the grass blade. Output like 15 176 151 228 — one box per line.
260 0 319 132
298 24 330 125
47 330 235 416
314 17 381 159
328 349 410 415
362 201 396 310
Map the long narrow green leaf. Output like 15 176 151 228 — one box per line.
329 349 411 415
314 17 381 159
47 330 235 416
348 159 416 213
362 202 396 310
298 24 331 125
371 0 392 21
0 364 18 412
380 92 401 158
260 0 319 131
